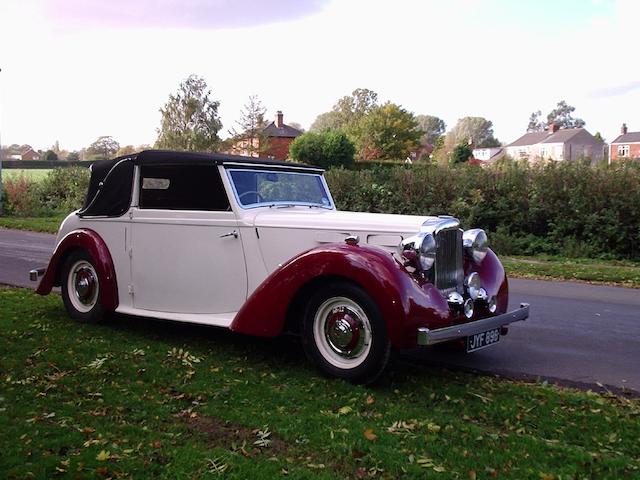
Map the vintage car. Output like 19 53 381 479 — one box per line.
32 150 529 384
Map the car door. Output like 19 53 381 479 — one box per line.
130 163 247 314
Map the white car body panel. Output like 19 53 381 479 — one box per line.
51 162 428 326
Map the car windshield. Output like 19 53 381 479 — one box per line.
228 169 333 208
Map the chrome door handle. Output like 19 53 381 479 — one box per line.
220 230 238 239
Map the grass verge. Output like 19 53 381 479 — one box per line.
0 215 65 234
503 256 640 288
1 288 639 479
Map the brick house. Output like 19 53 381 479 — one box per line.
229 110 302 161
609 124 640 162
505 124 604 162
20 146 41 161
261 111 303 161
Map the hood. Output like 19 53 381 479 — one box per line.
252 208 429 237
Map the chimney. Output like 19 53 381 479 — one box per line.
621 123 628 135
276 110 284 128
549 122 560 134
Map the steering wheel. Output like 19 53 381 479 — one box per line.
238 190 264 203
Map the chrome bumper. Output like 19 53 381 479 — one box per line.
29 268 46 282
417 303 529 346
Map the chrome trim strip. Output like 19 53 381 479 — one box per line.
417 303 530 346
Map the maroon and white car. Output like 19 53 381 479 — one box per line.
32 150 529 383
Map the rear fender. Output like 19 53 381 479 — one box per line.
36 229 119 311
230 243 450 349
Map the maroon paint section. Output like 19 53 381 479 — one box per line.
231 243 452 349
36 229 119 311
231 244 510 348
466 249 509 315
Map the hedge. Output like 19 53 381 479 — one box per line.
326 160 640 260
2 160 639 260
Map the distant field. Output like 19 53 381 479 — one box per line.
2 169 52 181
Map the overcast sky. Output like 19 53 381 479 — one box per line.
0 0 638 152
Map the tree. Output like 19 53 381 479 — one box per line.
156 74 222 152
115 145 137 157
415 114 446 146
446 117 500 150
228 95 269 157
310 111 343 131
451 142 473 164
594 132 605 144
310 88 379 133
289 130 355 169
527 110 545 132
87 136 120 160
44 150 58 161
546 100 585 129
66 151 80 162
357 103 421 160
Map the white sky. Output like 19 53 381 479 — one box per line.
0 0 639 152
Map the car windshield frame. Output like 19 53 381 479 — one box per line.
226 167 334 210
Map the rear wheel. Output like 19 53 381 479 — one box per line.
61 250 105 323
302 282 390 384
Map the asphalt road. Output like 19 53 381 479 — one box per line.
1 227 639 394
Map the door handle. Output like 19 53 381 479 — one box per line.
220 230 238 239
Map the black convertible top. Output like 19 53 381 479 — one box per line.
78 150 323 217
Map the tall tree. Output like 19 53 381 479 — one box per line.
527 110 545 132
228 95 269 157
310 88 379 132
156 75 222 152
87 136 120 160
446 117 500 150
546 100 585 129
358 103 421 160
415 114 446 145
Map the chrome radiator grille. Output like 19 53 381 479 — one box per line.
434 227 464 293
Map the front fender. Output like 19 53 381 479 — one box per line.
36 228 119 311
230 243 451 349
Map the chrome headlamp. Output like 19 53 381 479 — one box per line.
463 228 488 264
398 232 437 272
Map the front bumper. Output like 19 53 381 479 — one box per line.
417 303 529 346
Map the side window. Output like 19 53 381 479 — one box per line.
139 165 230 211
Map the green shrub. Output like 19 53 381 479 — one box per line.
1 167 90 217
289 130 355 169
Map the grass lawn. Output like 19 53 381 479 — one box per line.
2 169 52 181
503 256 640 289
0 214 66 234
1 288 639 479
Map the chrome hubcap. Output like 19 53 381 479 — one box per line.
74 268 96 305
314 297 372 369
325 308 365 357
67 260 99 313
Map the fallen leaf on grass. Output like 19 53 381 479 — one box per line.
96 450 111 461
366 396 375 405
338 405 352 415
363 428 378 441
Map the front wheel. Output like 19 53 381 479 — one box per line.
61 250 105 323
302 282 390 384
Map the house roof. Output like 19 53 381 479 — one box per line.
611 132 640 144
507 128 599 147
263 121 303 138
540 128 583 144
506 132 548 147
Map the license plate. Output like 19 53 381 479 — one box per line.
466 328 500 352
